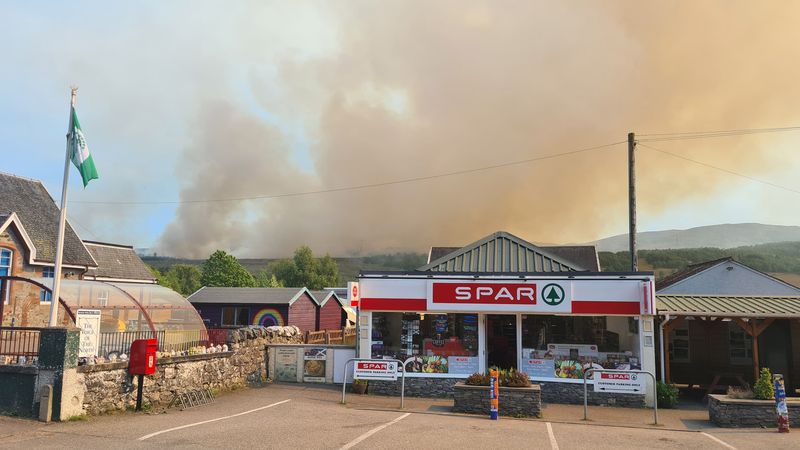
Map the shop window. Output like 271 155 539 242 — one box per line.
729 322 753 364
371 312 479 375
39 266 55 304
520 315 640 380
0 249 11 304
221 307 250 327
668 323 690 363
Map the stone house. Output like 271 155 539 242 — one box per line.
0 172 155 327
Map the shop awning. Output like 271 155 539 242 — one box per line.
657 294 800 318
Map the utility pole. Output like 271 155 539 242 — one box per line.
628 132 638 272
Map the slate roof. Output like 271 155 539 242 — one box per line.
83 241 156 282
655 257 732 291
657 294 800 318
310 290 345 307
0 172 96 267
420 231 593 273
187 287 317 305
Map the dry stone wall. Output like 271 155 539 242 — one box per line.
77 326 302 415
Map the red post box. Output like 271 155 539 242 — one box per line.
129 338 158 375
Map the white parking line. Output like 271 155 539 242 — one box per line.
137 399 291 441
701 432 737 450
339 412 411 450
546 422 559 450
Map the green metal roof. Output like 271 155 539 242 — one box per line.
657 294 800 318
418 231 587 273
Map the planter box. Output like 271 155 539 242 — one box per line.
453 382 542 418
709 394 800 428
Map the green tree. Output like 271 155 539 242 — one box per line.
256 270 282 288
163 264 202 296
265 245 340 289
200 250 256 287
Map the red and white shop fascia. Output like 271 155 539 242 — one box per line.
355 272 657 387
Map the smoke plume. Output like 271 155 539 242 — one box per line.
153 1 800 257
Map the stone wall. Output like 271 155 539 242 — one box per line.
368 377 645 407
77 326 303 415
709 394 800 428
453 383 542 417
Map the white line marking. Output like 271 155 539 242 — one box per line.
701 432 737 450
546 422 560 450
137 399 291 441
339 412 411 450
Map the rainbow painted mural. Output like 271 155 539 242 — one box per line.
252 308 285 327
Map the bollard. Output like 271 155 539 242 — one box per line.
774 374 790 433
38 384 53 422
489 368 499 420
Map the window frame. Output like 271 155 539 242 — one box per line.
0 248 12 305
221 306 250 327
668 322 690 363
39 265 55 304
728 321 753 364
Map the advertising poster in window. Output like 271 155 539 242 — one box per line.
447 356 479 375
303 347 327 382
275 348 298 382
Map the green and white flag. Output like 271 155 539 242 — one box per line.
68 107 99 187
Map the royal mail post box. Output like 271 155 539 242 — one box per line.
129 339 157 375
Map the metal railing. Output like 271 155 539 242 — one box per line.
0 327 40 364
98 329 210 357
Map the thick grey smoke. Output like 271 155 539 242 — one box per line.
154 1 800 257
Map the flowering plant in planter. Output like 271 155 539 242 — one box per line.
352 379 368 394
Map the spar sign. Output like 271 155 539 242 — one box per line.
353 360 398 381
593 371 645 394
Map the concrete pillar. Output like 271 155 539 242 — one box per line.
37 327 84 421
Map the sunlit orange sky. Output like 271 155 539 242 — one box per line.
3 1 800 257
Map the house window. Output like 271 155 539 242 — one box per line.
0 249 11 304
668 323 690 363
98 290 109 307
221 307 250 327
729 322 753 364
40 266 55 303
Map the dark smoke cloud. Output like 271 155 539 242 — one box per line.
158 1 800 257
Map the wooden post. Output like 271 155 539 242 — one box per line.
628 132 637 271
752 320 760 382
325 330 330 345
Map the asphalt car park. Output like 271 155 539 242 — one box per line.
0 384 792 449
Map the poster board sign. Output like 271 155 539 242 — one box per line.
447 356 479 375
593 371 645 394
354 360 398 381
520 357 555 378
76 309 101 358
303 347 327 383
275 347 298 382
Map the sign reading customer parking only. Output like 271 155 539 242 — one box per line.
353 360 398 381
593 371 645 394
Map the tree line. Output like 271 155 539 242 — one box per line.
149 245 339 296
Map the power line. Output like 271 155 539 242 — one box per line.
70 140 626 206
638 143 800 196
638 125 800 142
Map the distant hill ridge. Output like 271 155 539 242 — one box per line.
592 223 800 252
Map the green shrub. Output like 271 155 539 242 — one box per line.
754 368 774 400
656 381 679 408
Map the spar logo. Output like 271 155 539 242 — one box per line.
541 284 565 306
432 283 537 305
358 362 388 371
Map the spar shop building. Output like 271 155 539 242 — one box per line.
356 232 657 406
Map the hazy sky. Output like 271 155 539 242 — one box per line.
2 1 800 257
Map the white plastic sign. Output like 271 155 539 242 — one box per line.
353 360 398 381
593 371 645 394
76 309 101 358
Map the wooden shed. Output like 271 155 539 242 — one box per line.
188 287 320 332
311 290 347 331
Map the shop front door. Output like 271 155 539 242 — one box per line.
486 314 517 370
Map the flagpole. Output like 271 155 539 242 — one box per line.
47 87 77 327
